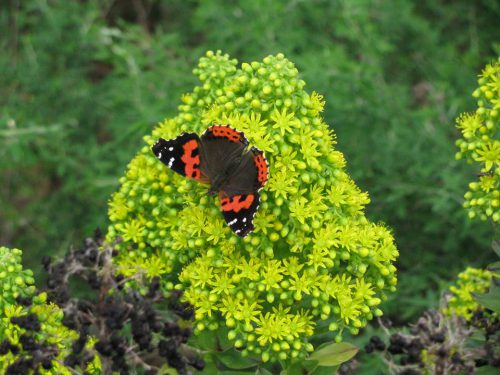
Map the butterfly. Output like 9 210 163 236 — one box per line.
152 125 269 237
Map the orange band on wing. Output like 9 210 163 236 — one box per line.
253 153 268 186
220 194 255 213
181 139 201 179
209 125 243 142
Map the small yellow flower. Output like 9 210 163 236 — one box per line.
108 193 129 221
237 257 261 280
289 272 314 295
457 113 482 139
310 91 325 115
210 273 235 294
270 107 297 136
255 312 285 345
243 112 268 135
260 260 284 290
267 168 299 199
479 174 496 192
234 298 261 325
474 140 500 171
120 219 145 243
144 255 168 279
203 217 227 244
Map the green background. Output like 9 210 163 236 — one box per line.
1 0 498 349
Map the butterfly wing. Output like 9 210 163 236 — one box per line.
152 133 208 182
250 147 269 190
219 146 268 237
222 147 269 196
219 192 260 237
200 125 249 180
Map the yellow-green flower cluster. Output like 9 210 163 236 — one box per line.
0 247 101 374
455 59 500 222
442 267 493 320
107 51 399 362
0 248 36 312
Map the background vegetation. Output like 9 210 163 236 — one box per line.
1 0 499 351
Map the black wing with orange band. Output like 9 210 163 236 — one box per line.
219 193 260 237
152 133 207 182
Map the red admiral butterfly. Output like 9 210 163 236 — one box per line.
152 125 269 237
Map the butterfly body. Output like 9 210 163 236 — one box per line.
152 125 269 237
207 154 245 195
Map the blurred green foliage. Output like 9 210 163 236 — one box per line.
1 0 499 322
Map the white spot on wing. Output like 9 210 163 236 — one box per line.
169 147 174 151
168 157 175 168
228 218 238 226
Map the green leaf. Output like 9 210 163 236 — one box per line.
293 359 336 375
282 362 304 375
202 360 220 375
473 283 500 313
190 329 218 351
303 360 319 372
215 349 258 370
308 342 358 367
217 326 233 351
255 368 274 375
311 365 340 375
491 240 500 258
